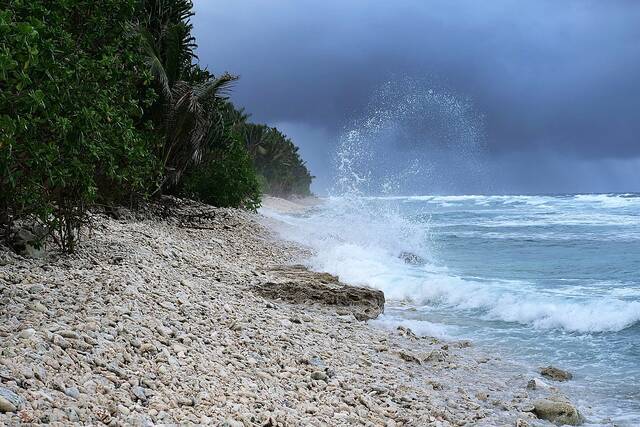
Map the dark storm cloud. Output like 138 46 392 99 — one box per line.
192 0 640 193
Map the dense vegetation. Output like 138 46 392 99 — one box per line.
0 0 312 252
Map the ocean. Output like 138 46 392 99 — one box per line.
262 193 640 426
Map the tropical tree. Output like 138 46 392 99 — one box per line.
139 0 237 191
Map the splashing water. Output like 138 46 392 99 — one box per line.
261 79 640 425
332 77 486 196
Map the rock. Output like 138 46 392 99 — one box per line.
131 386 146 401
10 228 45 258
156 325 173 337
28 283 45 293
527 377 552 390
309 356 324 367
533 399 583 425
59 330 79 339
397 326 418 339
52 334 70 349
29 301 48 313
177 396 195 406
34 366 46 382
18 328 36 339
475 392 489 402
540 366 573 382
172 343 189 354
105 206 133 220
139 343 156 354
399 251 425 265
515 419 529 427
0 387 23 413
254 265 385 320
310 371 328 381
398 351 421 364
64 386 80 399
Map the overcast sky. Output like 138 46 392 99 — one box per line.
193 0 640 195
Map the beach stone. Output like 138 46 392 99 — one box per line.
311 371 328 381
533 399 582 425
18 328 36 339
540 366 573 382
64 386 80 399
0 387 23 413
0 196 569 426
254 265 385 320
131 386 146 401
29 301 48 313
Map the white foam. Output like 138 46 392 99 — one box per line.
369 315 452 339
263 196 640 334
573 193 640 208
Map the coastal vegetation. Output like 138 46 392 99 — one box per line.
0 0 312 252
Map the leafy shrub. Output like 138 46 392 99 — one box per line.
0 0 157 251
181 139 261 210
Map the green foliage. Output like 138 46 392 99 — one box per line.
140 0 237 191
1 0 312 254
238 123 313 196
0 0 157 251
181 139 261 211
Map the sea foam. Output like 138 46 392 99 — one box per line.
262 195 640 334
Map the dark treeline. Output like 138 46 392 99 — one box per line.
0 0 313 252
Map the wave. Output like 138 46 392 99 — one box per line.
262 196 640 334
355 266 640 333
366 193 640 209
369 315 452 339
572 193 640 208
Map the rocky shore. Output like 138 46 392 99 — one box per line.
0 197 581 425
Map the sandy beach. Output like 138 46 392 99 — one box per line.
0 197 581 426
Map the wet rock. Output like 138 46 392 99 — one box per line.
533 399 583 425
540 366 573 382
399 251 425 265
255 265 385 320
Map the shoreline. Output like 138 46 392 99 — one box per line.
1 197 579 425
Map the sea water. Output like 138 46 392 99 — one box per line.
262 193 640 426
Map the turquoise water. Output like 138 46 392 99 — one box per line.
263 193 640 425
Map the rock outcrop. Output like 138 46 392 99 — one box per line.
540 366 573 382
255 265 385 320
